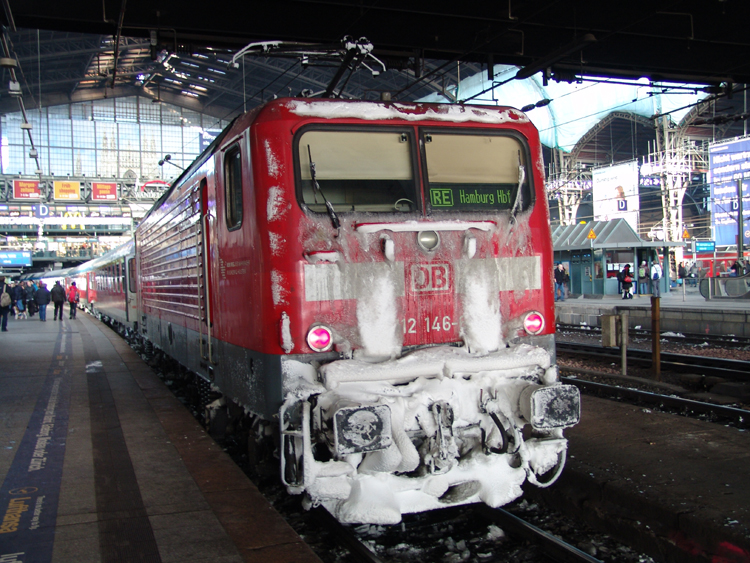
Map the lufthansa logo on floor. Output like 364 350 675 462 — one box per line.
0 497 30 534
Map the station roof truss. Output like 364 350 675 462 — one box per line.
1 2 750 174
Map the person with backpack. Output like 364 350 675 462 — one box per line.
66 281 79 319
0 278 11 331
12 282 26 319
50 280 66 321
651 261 663 298
638 261 649 295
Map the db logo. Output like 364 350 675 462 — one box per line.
411 263 451 292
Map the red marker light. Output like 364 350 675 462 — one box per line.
523 312 545 335
307 325 333 352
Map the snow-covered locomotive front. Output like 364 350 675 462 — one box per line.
260 100 580 524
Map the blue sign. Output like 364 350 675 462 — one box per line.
709 138 750 247
694 241 715 253
0 251 32 267
199 129 223 152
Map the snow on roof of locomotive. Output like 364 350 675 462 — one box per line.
284 99 530 125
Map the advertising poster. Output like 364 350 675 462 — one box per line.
53 181 81 201
592 161 640 231
92 182 118 202
708 138 750 248
13 180 41 200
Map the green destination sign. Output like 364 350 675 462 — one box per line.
429 186 514 210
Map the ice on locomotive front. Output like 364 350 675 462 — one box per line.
277 107 580 524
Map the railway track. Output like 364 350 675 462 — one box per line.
129 322 652 563
557 323 750 350
556 342 750 381
562 375 750 428
318 504 607 563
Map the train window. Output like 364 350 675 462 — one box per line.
297 129 417 213
423 133 533 213
224 145 243 229
128 258 137 293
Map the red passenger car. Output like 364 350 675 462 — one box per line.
135 98 579 523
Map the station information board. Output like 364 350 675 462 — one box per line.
0 251 32 267
694 241 716 253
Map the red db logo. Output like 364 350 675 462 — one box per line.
411 264 451 292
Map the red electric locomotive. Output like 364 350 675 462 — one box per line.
133 98 579 524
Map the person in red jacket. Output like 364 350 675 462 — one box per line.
66 281 79 319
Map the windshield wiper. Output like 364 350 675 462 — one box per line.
510 150 525 217
307 145 341 232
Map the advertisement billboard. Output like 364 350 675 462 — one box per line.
592 161 640 231
13 180 41 200
708 138 750 248
92 182 118 202
53 181 81 201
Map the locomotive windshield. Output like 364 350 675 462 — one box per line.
297 129 418 213
423 132 533 213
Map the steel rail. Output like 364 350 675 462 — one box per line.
556 342 750 381
557 323 750 349
314 507 387 563
562 376 750 428
477 505 604 563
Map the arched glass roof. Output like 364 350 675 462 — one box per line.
418 65 709 152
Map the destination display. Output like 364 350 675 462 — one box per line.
429 185 515 210
694 241 716 253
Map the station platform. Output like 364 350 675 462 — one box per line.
0 313 322 563
555 288 750 337
529 394 750 563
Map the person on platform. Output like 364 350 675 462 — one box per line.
12 282 26 319
554 263 566 301
619 264 634 299
638 261 649 295
35 281 51 322
651 261 663 297
51 280 65 321
0 278 11 332
678 262 687 281
66 281 79 319
24 281 37 317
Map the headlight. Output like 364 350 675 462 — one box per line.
519 384 580 429
307 324 333 352
523 311 545 335
334 405 393 455
417 230 440 251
